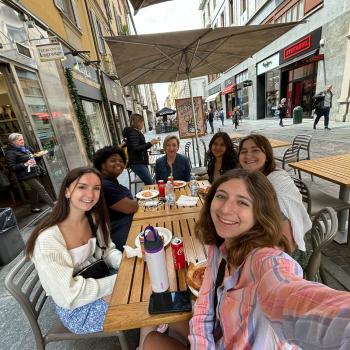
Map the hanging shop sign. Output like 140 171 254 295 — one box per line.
243 80 253 87
279 28 322 64
36 42 64 61
256 53 279 75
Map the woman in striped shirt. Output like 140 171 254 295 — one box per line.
144 169 350 349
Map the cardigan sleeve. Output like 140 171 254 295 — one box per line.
32 226 116 309
267 170 311 251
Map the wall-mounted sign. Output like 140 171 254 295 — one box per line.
175 96 205 139
243 80 253 87
256 53 279 75
36 42 64 61
279 28 322 65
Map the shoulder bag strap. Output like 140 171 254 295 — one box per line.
213 258 226 340
86 212 106 254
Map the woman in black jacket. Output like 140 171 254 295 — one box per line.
5 133 54 213
122 113 158 185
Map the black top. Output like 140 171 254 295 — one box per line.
278 104 288 119
5 144 40 181
208 111 214 122
122 127 152 165
102 175 134 223
207 153 238 184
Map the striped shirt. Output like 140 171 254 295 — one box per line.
189 245 350 349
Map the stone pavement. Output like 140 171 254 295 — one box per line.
1 116 350 349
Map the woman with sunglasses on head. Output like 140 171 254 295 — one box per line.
93 146 138 252
207 132 238 184
238 134 311 252
26 167 122 334
144 169 350 349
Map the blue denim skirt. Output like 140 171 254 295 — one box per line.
54 298 108 334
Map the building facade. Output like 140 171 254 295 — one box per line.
200 0 350 122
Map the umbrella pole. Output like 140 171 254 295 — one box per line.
187 74 202 167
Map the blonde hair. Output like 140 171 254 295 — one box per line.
130 113 144 128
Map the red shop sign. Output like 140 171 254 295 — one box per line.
283 35 312 60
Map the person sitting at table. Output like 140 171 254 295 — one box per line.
122 113 159 185
238 134 311 252
26 167 122 334
155 135 191 183
207 132 238 183
93 146 138 251
143 169 350 349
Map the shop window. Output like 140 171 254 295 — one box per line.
266 70 280 118
240 0 247 14
286 9 291 22
103 0 112 20
82 100 108 151
113 5 124 35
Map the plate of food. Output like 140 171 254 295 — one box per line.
136 189 159 200
33 150 48 157
186 260 207 297
197 186 211 199
173 180 187 189
135 227 172 248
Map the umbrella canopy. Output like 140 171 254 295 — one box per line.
105 22 298 86
129 0 172 15
156 107 176 116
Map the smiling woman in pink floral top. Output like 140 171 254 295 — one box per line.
144 169 350 350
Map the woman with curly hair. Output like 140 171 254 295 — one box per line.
93 146 138 251
206 132 238 183
143 169 350 349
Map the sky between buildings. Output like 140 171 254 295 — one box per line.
133 0 202 108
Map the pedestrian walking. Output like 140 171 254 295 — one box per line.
214 109 219 121
208 107 215 134
232 107 239 129
313 84 333 130
277 98 288 127
219 107 225 126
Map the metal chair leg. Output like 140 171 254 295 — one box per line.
117 332 130 350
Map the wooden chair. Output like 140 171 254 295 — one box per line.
275 145 300 172
305 207 338 282
5 256 129 350
126 168 143 195
292 134 313 180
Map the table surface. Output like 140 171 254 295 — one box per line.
227 132 289 148
133 181 210 220
289 154 350 187
104 212 206 332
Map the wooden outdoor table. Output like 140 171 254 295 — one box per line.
289 154 350 242
104 212 207 332
227 132 289 149
133 181 210 220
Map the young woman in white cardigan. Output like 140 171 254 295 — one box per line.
238 134 312 253
26 167 122 334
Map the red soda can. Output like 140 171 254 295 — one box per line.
158 180 165 200
171 237 186 270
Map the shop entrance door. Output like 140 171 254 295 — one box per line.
3 65 69 194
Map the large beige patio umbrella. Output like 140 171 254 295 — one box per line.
129 0 173 15
105 23 298 165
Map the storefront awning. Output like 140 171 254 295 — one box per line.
222 84 235 95
205 92 221 103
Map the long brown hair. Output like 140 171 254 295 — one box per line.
238 134 276 176
26 167 111 257
195 169 290 267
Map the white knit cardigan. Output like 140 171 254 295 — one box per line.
267 169 312 251
32 225 122 309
